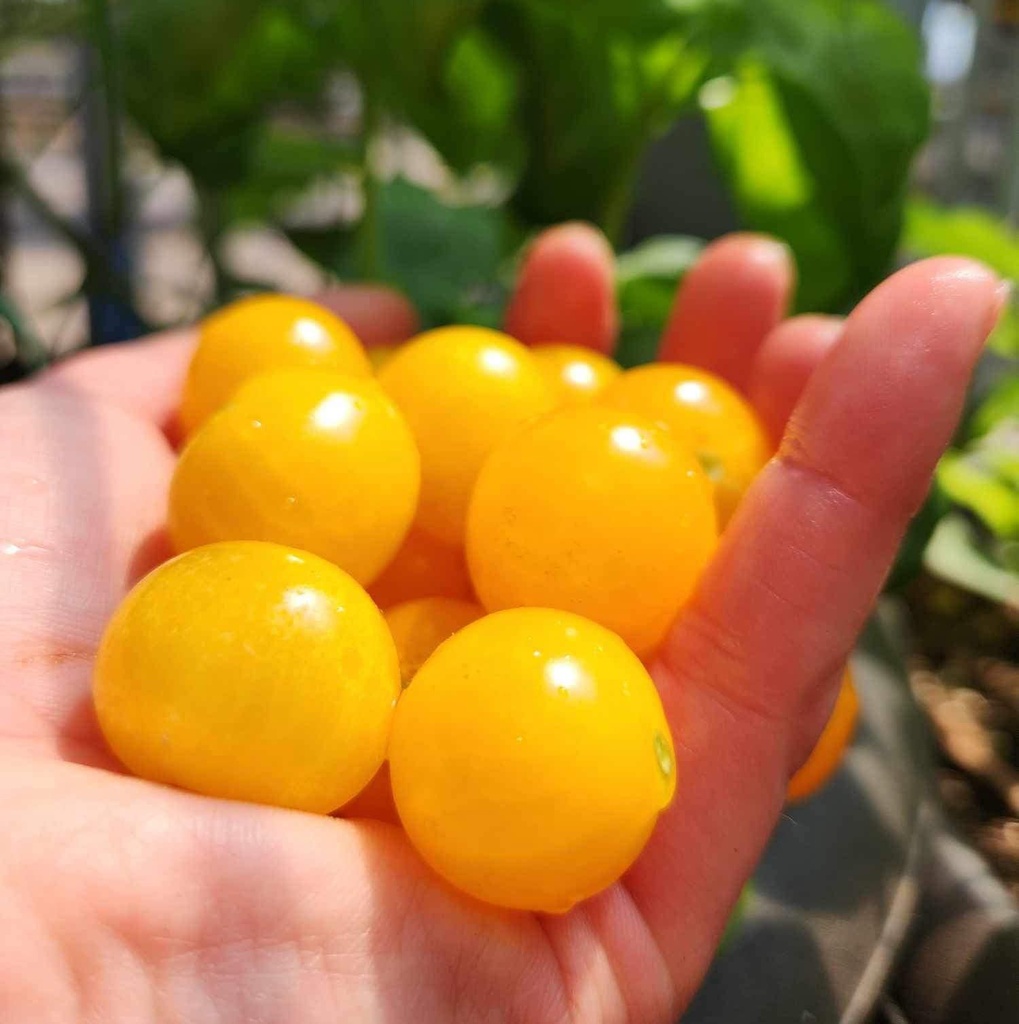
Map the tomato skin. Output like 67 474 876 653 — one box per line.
384 597 484 687
336 763 400 825
389 608 676 913
368 528 473 610
786 671 859 803
532 344 621 405
600 363 771 526
466 404 717 657
94 541 400 814
169 368 420 586
181 294 371 436
378 326 557 547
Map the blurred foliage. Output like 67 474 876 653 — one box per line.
904 198 1019 357
288 177 510 328
0 0 931 335
615 235 703 367
704 0 929 312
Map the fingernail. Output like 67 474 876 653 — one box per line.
749 237 794 269
985 279 1014 339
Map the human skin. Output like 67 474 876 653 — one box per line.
0 225 1006 1023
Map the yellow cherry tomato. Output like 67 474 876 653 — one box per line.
389 608 676 912
466 405 717 657
378 326 556 546
180 294 371 435
368 344 397 372
94 541 400 813
600 364 771 526
169 369 420 586
336 763 400 825
368 528 473 609
531 344 621 405
384 597 484 687
786 671 859 803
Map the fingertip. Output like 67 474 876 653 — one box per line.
504 222 618 354
659 233 794 390
314 284 420 348
749 315 844 445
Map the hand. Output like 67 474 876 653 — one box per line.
0 227 1004 1022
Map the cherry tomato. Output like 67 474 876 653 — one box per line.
531 344 621 405
600 364 771 526
94 541 400 813
466 405 717 657
384 597 484 687
368 528 473 609
378 326 556 546
368 344 397 372
336 763 400 825
389 608 676 912
169 369 420 586
180 294 371 435
786 671 859 803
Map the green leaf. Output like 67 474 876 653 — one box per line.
616 235 704 367
486 0 717 238
938 423 1019 541
924 514 1019 609
704 0 930 312
224 129 359 225
702 59 852 311
904 198 1019 279
886 484 952 592
969 374 1019 441
120 1 330 188
288 177 509 327
903 199 1019 356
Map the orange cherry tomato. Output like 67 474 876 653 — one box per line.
389 608 676 912
378 326 556 546
466 404 717 657
180 294 370 435
531 344 621 405
169 369 420 586
786 671 859 803
601 363 771 526
384 597 484 687
94 541 400 813
368 528 473 610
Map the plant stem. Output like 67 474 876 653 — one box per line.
358 84 381 281
0 152 151 333
196 185 231 306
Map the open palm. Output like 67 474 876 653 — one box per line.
0 227 1003 1022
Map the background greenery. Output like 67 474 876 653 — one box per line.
1 0 1016 598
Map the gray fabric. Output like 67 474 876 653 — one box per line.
683 612 1019 1022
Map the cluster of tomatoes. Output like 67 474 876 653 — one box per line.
93 294 858 914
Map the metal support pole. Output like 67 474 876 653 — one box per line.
80 0 141 344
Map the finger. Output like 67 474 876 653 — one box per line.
748 314 844 444
658 234 794 393
504 222 618 354
39 285 417 438
0 384 175 763
626 258 1005 1003
314 283 420 348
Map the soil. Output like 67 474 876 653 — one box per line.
905 572 1019 903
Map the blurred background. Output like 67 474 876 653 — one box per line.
1 1 1018 1019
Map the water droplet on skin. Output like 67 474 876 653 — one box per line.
654 732 674 780
0 540 47 557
